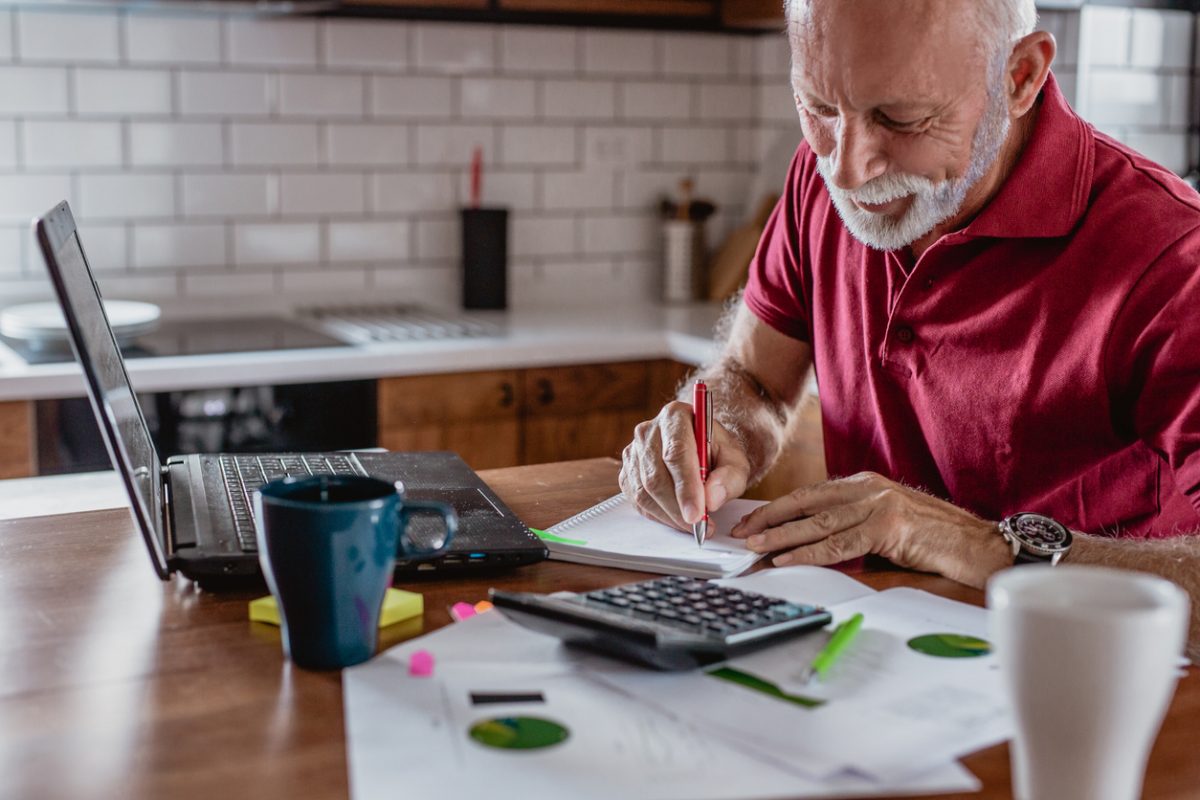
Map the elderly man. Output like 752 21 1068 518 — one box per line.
622 0 1200 654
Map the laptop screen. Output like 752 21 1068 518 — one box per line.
35 203 169 577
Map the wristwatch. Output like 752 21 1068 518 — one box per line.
998 512 1073 566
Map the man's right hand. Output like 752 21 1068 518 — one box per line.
619 400 752 533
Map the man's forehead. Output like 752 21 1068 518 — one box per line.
788 0 990 108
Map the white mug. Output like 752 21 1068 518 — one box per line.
988 565 1189 800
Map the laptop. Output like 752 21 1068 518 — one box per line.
35 201 547 588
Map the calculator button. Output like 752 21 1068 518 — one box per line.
634 603 657 614
699 611 719 621
682 614 703 625
657 609 680 620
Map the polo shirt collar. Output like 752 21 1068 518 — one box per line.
960 72 1094 240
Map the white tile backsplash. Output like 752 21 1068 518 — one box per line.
125 13 222 65
501 125 577 166
511 215 576 258
1130 9 1194 70
541 171 617 211
415 124 494 167
24 121 123 168
542 80 616 121
179 71 272 116
698 83 755 122
373 171 456 214
280 173 366 216
0 66 69 114
414 217 459 261
662 34 732 78
16 9 119 63
0 11 12 63
500 26 578 74
74 69 174 116
328 220 409 263
234 222 320 265
414 23 495 74
0 122 16 169
231 122 320 166
0 7 1188 309
326 123 409 167
460 78 538 119
130 122 224 168
133 223 227 269
278 73 365 118
76 223 128 273
226 18 318 67
0 174 73 221
78 174 176 221
371 75 455 118
620 81 693 121
181 173 276 217
322 20 409 71
582 30 656 76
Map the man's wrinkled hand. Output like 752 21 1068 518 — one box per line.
729 472 1011 588
620 401 751 534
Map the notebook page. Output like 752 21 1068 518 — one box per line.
547 495 765 568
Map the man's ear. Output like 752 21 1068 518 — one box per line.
1006 30 1055 118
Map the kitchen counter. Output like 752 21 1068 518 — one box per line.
0 304 725 402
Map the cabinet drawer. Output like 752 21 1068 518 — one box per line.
523 362 651 417
378 371 520 428
0 400 34 479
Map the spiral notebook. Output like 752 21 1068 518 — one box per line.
540 495 768 579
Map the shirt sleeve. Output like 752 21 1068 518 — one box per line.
743 143 815 343
1105 225 1200 518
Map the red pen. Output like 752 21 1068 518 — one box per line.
693 381 712 548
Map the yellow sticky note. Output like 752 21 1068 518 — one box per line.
249 588 424 628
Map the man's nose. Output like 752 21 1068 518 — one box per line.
829 118 886 191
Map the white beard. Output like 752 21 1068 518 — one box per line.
815 80 1012 251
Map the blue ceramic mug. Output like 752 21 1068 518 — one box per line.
254 475 457 670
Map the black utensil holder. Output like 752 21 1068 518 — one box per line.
460 207 509 310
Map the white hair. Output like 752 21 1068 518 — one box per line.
785 0 1037 61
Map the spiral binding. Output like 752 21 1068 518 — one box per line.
548 494 626 533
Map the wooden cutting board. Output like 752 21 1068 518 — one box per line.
706 193 779 301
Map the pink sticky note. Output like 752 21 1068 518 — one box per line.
450 602 477 622
409 650 434 677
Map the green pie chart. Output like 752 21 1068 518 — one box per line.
468 716 570 750
907 633 992 658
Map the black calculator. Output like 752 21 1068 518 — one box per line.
490 575 832 670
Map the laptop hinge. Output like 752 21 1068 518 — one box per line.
160 465 175 555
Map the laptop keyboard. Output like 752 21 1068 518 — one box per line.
219 453 365 552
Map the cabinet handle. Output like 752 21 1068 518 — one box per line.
499 382 515 408
536 378 555 406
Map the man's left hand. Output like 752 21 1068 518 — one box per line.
729 472 1013 589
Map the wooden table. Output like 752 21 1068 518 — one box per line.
0 458 1195 800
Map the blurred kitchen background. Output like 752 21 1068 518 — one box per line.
0 0 1197 489
0 0 1194 312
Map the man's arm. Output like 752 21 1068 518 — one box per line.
619 301 813 531
1068 534 1200 661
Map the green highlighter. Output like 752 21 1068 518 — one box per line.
799 612 865 684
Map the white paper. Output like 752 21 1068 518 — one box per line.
592 588 1011 783
344 623 983 800
546 495 767 578
717 565 878 608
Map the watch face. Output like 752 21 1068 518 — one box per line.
1010 513 1071 554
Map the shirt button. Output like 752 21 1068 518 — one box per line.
895 325 915 343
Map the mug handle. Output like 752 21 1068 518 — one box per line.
397 500 459 559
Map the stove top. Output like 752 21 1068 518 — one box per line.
3 317 350 365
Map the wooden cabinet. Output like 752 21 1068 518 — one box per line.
377 369 521 470
0 400 35 479
497 0 715 16
721 0 785 29
377 359 692 469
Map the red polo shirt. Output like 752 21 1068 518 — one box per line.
744 74 1200 538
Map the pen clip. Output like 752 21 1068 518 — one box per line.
705 392 713 465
